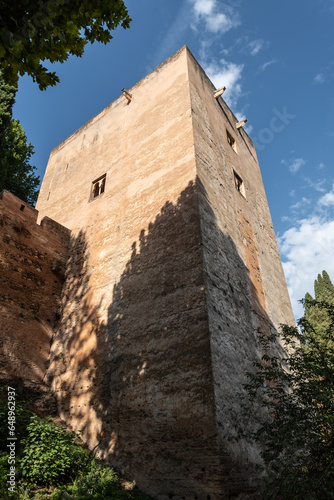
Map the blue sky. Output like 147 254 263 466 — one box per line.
13 0 334 319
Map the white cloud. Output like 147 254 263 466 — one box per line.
282 157 305 174
290 197 311 213
189 0 240 34
319 184 334 206
153 0 243 110
186 0 243 109
249 39 264 56
198 39 213 61
278 217 334 320
244 123 253 135
204 59 244 108
313 72 325 84
192 0 215 16
302 177 326 192
206 12 236 33
279 181 334 319
259 59 276 72
317 162 326 170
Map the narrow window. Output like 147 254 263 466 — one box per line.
226 129 237 152
93 182 100 198
90 174 106 201
20 204 25 211
100 176 106 194
233 170 246 198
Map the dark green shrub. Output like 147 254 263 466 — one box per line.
20 415 90 486
49 462 153 500
0 453 9 491
0 452 19 499
0 395 152 498
73 464 121 499
64 462 148 500
0 398 31 452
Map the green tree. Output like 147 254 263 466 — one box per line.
0 77 40 204
304 271 334 350
0 0 131 90
242 272 334 499
1 118 40 204
0 78 16 136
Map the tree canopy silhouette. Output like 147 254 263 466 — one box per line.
0 77 39 204
0 0 131 90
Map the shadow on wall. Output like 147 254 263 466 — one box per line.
0 196 69 411
48 179 284 500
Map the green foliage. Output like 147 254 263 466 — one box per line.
0 398 32 453
242 272 334 499
0 119 40 204
20 415 90 486
0 396 31 498
0 78 16 136
304 271 334 359
52 463 132 499
0 453 9 494
0 77 40 204
0 0 131 90
49 461 152 499
0 394 152 499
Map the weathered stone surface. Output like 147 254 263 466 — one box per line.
33 46 295 499
188 51 295 496
0 190 70 384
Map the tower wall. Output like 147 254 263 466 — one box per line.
34 46 295 499
36 48 225 499
187 52 294 494
0 190 70 384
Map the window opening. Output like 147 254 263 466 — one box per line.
93 182 100 198
226 130 237 152
90 174 106 201
20 204 25 211
100 176 106 194
233 171 246 198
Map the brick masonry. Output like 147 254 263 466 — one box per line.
0 46 295 499
0 190 70 384
188 52 295 496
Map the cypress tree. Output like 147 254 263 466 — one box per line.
321 271 334 304
303 271 334 367
0 77 16 153
0 77 40 205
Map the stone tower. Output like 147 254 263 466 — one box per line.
36 46 294 499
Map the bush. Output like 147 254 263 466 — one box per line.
20 416 90 486
0 397 31 453
0 397 152 498
0 453 9 493
51 462 151 500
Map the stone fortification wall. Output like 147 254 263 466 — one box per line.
33 46 295 499
0 190 70 384
188 51 294 495
36 48 226 499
